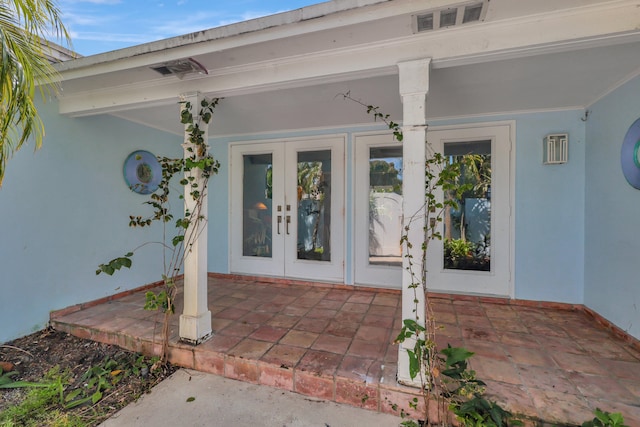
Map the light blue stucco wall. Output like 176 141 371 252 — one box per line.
0 100 181 343
429 112 586 303
1 99 595 343
585 75 640 340
208 109 587 304
509 111 585 304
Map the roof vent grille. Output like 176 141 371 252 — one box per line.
440 8 458 27
414 1 487 33
463 3 484 23
150 58 208 79
416 13 434 32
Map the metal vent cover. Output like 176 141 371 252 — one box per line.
414 1 487 33
150 58 208 79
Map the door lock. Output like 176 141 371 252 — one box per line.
276 205 283 235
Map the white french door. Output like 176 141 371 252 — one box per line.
354 133 403 288
426 123 513 297
230 137 345 282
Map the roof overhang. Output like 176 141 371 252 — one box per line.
54 0 640 136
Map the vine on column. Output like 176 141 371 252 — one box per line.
97 97 221 362
341 92 520 426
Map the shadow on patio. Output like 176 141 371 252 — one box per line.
51 275 640 426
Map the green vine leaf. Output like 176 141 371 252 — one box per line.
96 253 133 275
172 235 185 246
176 218 190 229
406 349 419 380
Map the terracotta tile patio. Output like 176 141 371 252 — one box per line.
50 275 640 426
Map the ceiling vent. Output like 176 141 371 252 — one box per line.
150 58 208 79
415 1 487 33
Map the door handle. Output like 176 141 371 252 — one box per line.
286 215 291 235
277 215 282 234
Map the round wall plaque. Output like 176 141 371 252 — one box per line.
621 118 640 190
123 150 161 194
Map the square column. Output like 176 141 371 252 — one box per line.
179 92 212 345
397 59 431 386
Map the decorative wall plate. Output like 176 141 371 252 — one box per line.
621 118 640 190
123 150 161 194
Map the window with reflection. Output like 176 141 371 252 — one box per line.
443 141 491 271
297 150 331 262
368 147 403 267
242 154 273 257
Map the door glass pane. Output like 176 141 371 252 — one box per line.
369 147 403 267
243 154 273 257
443 141 491 271
297 150 331 261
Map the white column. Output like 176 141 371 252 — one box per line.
179 91 212 345
397 59 431 386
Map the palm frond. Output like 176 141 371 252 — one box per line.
0 0 71 186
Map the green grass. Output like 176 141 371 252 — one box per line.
0 353 164 427
0 367 87 427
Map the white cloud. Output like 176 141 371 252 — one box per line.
150 10 225 36
71 31 160 44
150 6 293 36
62 11 114 26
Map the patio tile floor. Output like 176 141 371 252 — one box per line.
51 275 640 426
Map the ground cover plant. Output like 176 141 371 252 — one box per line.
582 409 629 427
0 328 175 426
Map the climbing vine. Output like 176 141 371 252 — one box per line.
341 92 520 426
97 97 221 361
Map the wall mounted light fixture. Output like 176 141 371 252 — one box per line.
544 133 568 164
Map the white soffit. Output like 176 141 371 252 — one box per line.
56 0 640 123
113 39 640 137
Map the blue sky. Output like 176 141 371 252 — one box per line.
57 0 322 56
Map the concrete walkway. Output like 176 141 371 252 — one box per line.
100 369 402 426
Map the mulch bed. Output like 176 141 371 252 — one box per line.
0 327 176 425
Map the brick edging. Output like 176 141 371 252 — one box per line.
582 306 640 353
49 278 167 319
207 272 401 295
